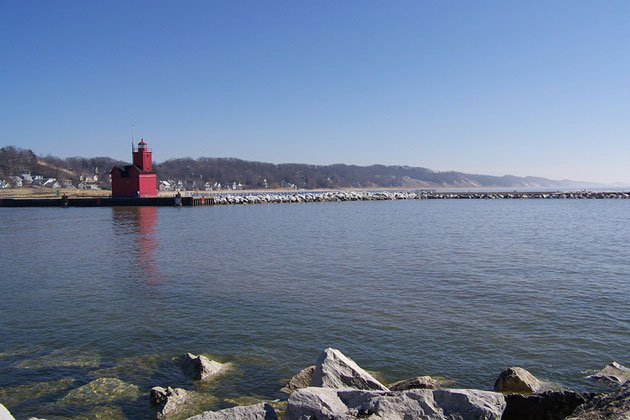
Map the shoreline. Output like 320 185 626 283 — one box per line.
0 348 626 420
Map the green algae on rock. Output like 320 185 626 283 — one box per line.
67 405 128 420
59 378 140 406
0 378 76 407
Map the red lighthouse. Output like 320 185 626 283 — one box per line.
110 139 157 197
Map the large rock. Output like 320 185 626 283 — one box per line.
587 362 630 386
494 367 541 393
180 353 229 381
285 387 506 420
566 382 630 420
501 390 596 420
388 376 442 391
0 404 16 420
185 402 278 420
281 366 315 394
151 386 188 418
310 348 388 391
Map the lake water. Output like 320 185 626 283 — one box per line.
1 200 629 419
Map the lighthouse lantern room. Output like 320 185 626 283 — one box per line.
110 139 157 197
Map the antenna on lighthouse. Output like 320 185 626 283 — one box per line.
131 120 136 151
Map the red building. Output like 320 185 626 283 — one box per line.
110 139 157 197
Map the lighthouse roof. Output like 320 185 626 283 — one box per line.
138 139 147 146
110 165 155 176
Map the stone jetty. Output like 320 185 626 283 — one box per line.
211 190 630 205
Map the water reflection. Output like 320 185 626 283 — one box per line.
111 207 162 284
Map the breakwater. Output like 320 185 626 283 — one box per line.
212 190 630 204
1 190 629 207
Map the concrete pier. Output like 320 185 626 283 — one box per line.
0 196 213 207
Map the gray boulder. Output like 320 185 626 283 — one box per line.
180 353 229 381
281 366 315 394
587 362 630 386
185 402 278 420
388 376 442 391
494 367 541 393
0 404 16 420
501 390 596 420
432 389 506 420
151 386 188 418
285 387 351 419
566 382 630 420
285 387 506 420
310 348 388 391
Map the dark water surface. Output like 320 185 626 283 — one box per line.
1 200 629 419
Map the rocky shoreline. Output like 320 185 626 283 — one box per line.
210 190 630 205
2 348 628 420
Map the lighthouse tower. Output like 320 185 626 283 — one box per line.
110 139 157 197
133 139 153 172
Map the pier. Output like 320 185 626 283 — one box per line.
0 195 211 207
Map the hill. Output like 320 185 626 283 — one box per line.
153 157 583 189
1 146 585 190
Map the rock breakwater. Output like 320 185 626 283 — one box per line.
211 190 630 205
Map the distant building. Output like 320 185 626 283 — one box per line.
279 180 297 189
61 179 75 189
110 139 157 197
43 178 61 189
159 180 174 191
8 176 23 187
20 173 33 184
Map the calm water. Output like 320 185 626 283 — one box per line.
1 200 629 419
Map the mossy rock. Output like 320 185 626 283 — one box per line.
0 378 76 407
60 378 140 406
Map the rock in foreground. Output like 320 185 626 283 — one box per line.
310 348 388 391
0 403 16 420
180 353 229 381
281 366 315 394
587 362 630 386
501 390 596 420
566 382 630 420
151 386 188 418
494 367 541 394
285 387 506 420
185 402 277 420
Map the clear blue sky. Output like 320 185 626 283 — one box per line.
1 1 629 183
